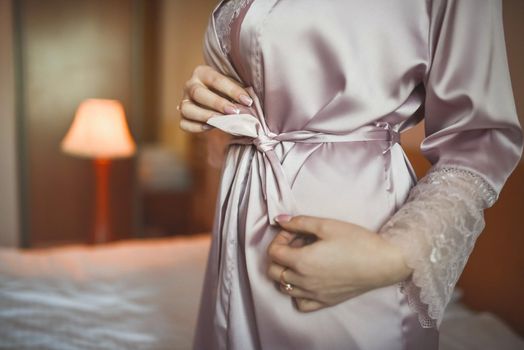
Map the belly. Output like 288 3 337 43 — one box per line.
203 142 435 350
235 142 423 349
290 141 402 231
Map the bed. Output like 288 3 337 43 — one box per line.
0 234 522 350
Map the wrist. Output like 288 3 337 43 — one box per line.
375 236 413 287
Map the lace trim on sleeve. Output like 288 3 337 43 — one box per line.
379 165 497 329
215 0 254 55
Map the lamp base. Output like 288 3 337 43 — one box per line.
91 158 112 244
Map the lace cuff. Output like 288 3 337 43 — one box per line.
378 165 497 329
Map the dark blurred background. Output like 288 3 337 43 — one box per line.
0 0 220 247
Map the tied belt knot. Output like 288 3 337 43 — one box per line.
206 87 413 226
253 132 279 153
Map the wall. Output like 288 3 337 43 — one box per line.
157 0 217 159
504 0 524 138
456 0 524 335
0 0 220 246
0 0 20 247
17 0 137 246
156 0 221 232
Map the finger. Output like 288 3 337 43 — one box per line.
267 263 316 299
179 117 212 133
187 81 243 115
267 232 303 269
289 233 318 247
179 99 223 123
294 298 326 313
266 262 305 288
271 229 296 245
279 283 315 300
274 215 333 239
196 65 253 106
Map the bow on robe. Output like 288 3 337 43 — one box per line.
207 87 409 226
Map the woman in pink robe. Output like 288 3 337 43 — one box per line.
178 0 523 349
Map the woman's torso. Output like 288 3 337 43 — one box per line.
193 1 440 349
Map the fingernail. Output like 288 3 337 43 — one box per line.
239 94 253 107
275 214 292 223
224 105 240 115
202 124 213 130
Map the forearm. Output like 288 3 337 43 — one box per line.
377 165 495 328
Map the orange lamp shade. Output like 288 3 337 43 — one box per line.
61 99 136 159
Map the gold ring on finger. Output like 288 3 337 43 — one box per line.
280 267 294 293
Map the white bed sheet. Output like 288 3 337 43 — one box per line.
0 234 522 350
0 235 210 350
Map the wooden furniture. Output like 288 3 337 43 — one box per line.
142 190 193 237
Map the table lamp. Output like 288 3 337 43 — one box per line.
61 99 136 244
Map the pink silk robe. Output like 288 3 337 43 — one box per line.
192 1 523 349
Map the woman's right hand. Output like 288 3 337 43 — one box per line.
178 64 254 133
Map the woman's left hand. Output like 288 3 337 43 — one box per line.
266 214 413 312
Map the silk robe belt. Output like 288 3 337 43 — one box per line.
207 87 413 226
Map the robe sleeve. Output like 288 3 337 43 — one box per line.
378 0 523 329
